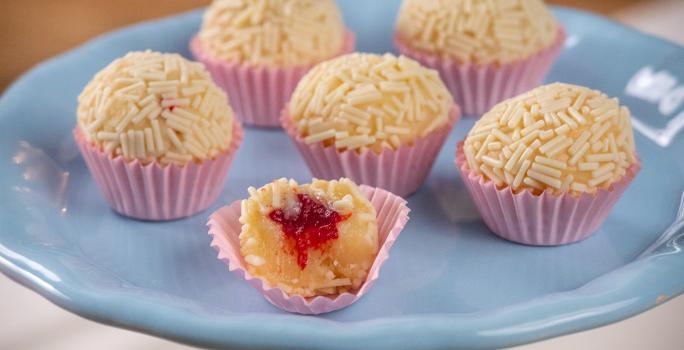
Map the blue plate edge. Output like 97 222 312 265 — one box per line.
0 5 682 350
2 236 683 350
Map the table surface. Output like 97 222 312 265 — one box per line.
2 1 683 349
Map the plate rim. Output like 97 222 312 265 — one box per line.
1 5 684 350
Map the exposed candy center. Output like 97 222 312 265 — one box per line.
269 193 349 269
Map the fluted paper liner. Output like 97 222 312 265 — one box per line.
395 27 566 116
455 142 640 245
74 122 243 221
281 105 461 197
207 185 410 314
190 31 356 127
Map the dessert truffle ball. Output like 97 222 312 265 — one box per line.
77 51 235 165
199 0 345 67
463 82 637 194
239 178 378 297
288 53 454 153
396 0 559 64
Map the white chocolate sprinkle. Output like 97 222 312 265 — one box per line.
464 83 637 194
199 0 345 67
289 53 453 154
77 51 235 165
396 0 559 64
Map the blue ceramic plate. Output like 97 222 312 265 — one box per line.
1 2 684 349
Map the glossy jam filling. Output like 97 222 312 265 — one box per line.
268 193 349 270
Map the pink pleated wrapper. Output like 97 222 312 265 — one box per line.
190 31 356 127
455 142 640 245
207 185 410 314
281 105 461 197
395 27 566 116
73 122 243 221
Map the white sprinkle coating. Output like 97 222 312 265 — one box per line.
199 0 345 67
464 83 637 195
77 51 235 165
289 53 453 153
245 255 266 266
396 0 559 65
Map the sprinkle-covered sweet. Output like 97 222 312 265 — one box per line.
77 51 235 166
199 0 345 67
288 53 453 153
239 178 378 297
395 0 558 64
463 83 637 194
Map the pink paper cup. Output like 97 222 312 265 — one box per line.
281 105 461 197
207 185 410 314
74 122 243 221
455 142 640 245
395 27 566 116
190 31 356 128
